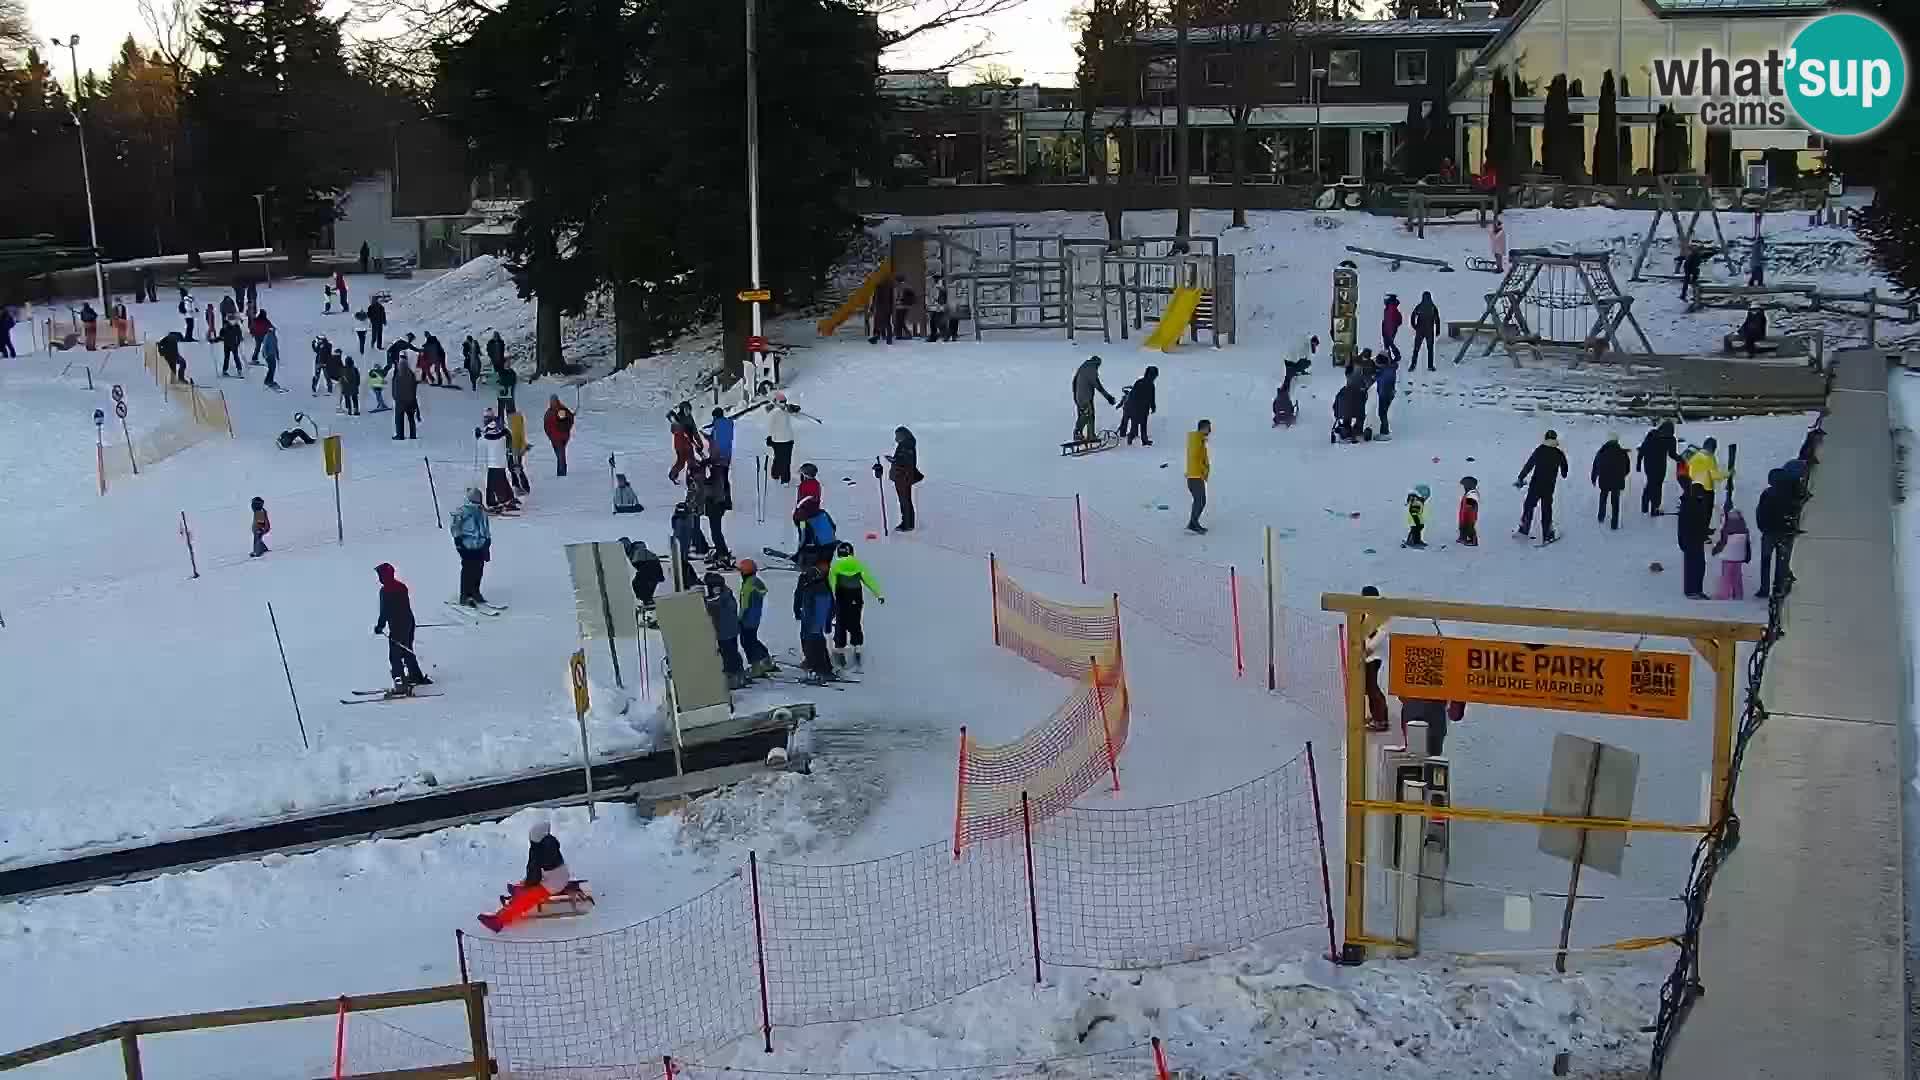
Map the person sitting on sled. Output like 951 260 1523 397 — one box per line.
478 819 573 933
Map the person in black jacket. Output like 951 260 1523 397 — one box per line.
1636 421 1681 516
886 426 921 531
373 562 429 687
1754 467 1800 597
1677 482 1714 598
478 820 572 932
366 297 387 349
1515 430 1569 541
622 537 667 609
1408 291 1440 373
1120 366 1158 446
1590 433 1632 530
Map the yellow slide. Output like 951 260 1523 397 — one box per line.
1143 287 1203 352
816 258 894 336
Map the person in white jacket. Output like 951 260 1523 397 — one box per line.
477 409 518 512
763 392 817 485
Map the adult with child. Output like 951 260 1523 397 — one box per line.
1070 355 1116 444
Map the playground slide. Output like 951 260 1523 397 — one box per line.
1143 287 1203 352
815 258 894 337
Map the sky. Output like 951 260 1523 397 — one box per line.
27 0 1087 88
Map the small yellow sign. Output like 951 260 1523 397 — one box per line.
569 650 590 716
322 434 343 477
507 412 528 453
1388 633 1691 721
737 288 772 303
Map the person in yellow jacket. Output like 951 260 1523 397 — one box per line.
827 541 885 672
1185 419 1212 535
1686 437 1724 492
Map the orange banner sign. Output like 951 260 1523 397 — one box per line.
1388 633 1691 720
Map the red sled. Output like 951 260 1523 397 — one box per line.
498 879 596 919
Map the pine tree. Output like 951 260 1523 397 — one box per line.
1592 70 1618 186
1845 0 1918 291
1541 74 1569 179
1403 98 1425 177
1486 67 1513 192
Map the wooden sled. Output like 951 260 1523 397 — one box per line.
499 880 596 919
1061 430 1121 457
1465 257 1502 273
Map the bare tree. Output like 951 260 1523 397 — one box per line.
137 0 200 76
871 0 1031 65
1197 0 1294 229
1074 0 1153 249
1 0 36 59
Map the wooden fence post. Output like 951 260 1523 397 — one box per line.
118 1027 143 1080
463 981 491 1080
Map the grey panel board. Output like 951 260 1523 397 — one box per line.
654 589 730 713
1538 734 1639 877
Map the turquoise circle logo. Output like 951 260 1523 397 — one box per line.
1786 13 1907 139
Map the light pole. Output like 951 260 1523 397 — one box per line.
52 35 109 321
253 193 269 251
1310 67 1327 186
743 0 768 389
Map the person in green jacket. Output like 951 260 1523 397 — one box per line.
736 558 775 677
827 541 884 672
367 362 390 413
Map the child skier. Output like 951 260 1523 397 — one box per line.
793 565 837 682
1403 485 1430 548
1457 476 1480 546
796 463 823 510
250 496 271 557
704 572 746 689
827 541 885 672
737 558 774 677
622 537 666 610
794 497 837 569
612 473 644 515
477 820 572 933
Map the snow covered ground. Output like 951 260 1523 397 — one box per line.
0 205 1888 1079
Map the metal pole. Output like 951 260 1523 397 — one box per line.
744 0 767 386
57 37 109 321
1554 745 1605 973
267 602 310 750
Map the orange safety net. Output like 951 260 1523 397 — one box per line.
990 558 1119 681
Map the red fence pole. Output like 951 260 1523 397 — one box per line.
747 852 774 1052
1073 494 1088 585
1152 1037 1171 1080
989 554 1001 646
952 726 969 859
1228 566 1245 678
1091 657 1120 793
1304 741 1342 964
1021 791 1042 984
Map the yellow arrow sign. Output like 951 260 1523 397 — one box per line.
737 288 772 303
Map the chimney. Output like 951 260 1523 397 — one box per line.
1460 1 1497 20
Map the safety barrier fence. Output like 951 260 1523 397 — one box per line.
493 1038 1168 1080
459 748 1333 1072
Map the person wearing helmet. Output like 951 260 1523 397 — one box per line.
703 572 746 688
793 565 838 681
1404 484 1430 549
827 541 885 672
766 393 797 484
669 501 709 587
622 537 665 609
795 462 822 510
737 559 775 677
478 819 572 933
795 499 838 569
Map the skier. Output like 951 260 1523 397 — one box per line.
670 501 710 586
277 413 317 449
886 426 921 532
1677 481 1713 599
366 297 387 349
868 274 895 345
1361 585 1389 731
1712 508 1751 600
1070 356 1116 444
79 302 98 351
669 403 702 484
794 498 838 569
1754 467 1799 598
1408 291 1440 373
1119 366 1158 446
1374 344 1399 438
700 458 734 565
612 473 644 515
766 393 798 484
544 396 575 477
1457 476 1480 546
451 487 493 606
706 406 736 470
477 820 570 933
367 361 389 412
1514 429 1569 542
250 496 271 557
793 565 838 682
1403 484 1429 548
796 462 823 512
220 316 245 377
828 541 885 671
391 347 421 440
1185 419 1211 534
373 562 431 687
478 410 519 512
340 357 362 416
1590 433 1631 530
736 558 774 677
623 537 666 608
1636 420 1681 516
157 331 187 383
1380 294 1403 365
704 572 747 689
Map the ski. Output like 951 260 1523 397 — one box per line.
340 691 444 704
446 600 506 617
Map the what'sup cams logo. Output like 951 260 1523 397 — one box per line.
1649 12 1907 139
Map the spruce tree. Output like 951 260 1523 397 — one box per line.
1542 74 1569 179
1486 67 1513 191
1592 70 1618 186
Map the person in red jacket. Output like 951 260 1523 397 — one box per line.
795 462 822 509
249 310 273 366
543 395 575 477
667 401 703 483
1456 475 1479 546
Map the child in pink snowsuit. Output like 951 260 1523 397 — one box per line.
1712 508 1750 600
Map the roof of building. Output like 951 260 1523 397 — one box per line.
1654 0 1825 9
1133 18 1509 45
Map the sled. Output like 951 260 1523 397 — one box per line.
499 879 596 918
1060 430 1122 457
1465 257 1502 273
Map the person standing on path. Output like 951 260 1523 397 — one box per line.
1514 430 1569 542
334 269 349 316
360 242 371 275
1380 294 1403 365
828 540 885 672
220 316 246 377
366 297 387 350
1590 433 1632 530
1686 437 1725 494
886 426 922 532
1677 481 1713 599
868 275 896 345
1361 584 1390 731
1754 467 1800 598
1374 347 1399 438
478 410 518 511
0 303 14 358
79 302 98 351
543 395 575 476
486 330 506 375
450 490 493 606
373 563 430 686
1636 420 1680 516
1120 366 1158 446
391 350 421 439
1185 419 1212 535
1748 230 1767 287
1712 507 1751 599
495 358 518 417
340 357 362 416
1408 291 1440 373
766 392 798 484
793 566 838 682
1071 355 1116 443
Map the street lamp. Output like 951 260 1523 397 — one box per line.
1310 67 1328 186
51 34 109 322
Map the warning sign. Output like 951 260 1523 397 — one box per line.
1388 634 1690 720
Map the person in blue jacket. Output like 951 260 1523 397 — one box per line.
703 572 746 688
1374 345 1399 439
450 487 493 606
736 558 773 677
706 407 735 464
796 500 838 569
792 566 837 681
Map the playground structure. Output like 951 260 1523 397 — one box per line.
1346 245 1454 273
818 224 1237 348
1451 248 1653 367
1404 191 1496 240
1630 174 1740 284
1689 282 1920 347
